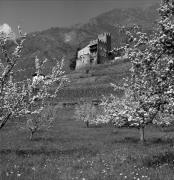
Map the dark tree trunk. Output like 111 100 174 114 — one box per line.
0 113 12 129
86 121 89 128
30 130 34 140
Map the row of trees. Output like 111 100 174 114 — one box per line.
75 0 174 142
0 26 67 139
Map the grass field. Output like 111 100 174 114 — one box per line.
1 107 174 180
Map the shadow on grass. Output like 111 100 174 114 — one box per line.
112 137 139 144
145 137 174 146
142 151 174 167
32 137 55 142
90 122 115 128
0 146 98 157
112 137 174 145
160 126 174 132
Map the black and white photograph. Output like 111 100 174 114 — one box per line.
1 0 174 179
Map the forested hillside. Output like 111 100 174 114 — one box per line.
11 4 159 80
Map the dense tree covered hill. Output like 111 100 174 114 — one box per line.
14 4 158 80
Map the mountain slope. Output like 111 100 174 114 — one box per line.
13 4 159 80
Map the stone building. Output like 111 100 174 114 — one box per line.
75 33 111 70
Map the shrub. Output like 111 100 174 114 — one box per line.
25 105 56 140
74 100 97 127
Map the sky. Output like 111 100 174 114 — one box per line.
0 0 160 34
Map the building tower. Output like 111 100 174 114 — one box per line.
97 33 111 64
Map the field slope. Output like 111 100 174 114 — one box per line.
56 59 131 101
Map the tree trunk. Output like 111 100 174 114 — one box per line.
86 121 89 128
30 130 34 140
0 113 12 129
139 126 145 142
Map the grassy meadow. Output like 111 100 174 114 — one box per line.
1 107 174 180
